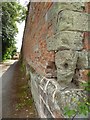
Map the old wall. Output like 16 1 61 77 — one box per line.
22 2 90 118
23 3 55 76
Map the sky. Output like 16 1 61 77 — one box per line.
15 0 29 52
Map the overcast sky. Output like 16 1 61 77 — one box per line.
15 0 29 52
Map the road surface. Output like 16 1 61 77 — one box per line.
0 60 17 118
0 60 38 119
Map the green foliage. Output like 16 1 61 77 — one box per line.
64 99 90 118
25 98 34 106
64 72 90 118
15 98 34 110
87 71 90 77
16 84 34 110
64 106 76 118
2 2 26 60
81 81 90 92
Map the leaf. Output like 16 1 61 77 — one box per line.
87 72 90 77
64 106 76 117
77 103 88 116
67 110 76 117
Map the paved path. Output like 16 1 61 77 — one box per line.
0 60 38 119
0 60 17 119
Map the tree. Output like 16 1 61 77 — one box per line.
2 2 26 60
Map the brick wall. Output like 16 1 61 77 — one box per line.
81 2 90 81
22 2 90 118
23 2 55 76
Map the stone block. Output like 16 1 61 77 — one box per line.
55 50 78 84
47 3 85 22
57 10 90 32
46 31 83 51
77 50 89 69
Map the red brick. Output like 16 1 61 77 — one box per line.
80 70 90 81
83 32 90 50
85 2 90 13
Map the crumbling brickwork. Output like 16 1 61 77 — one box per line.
23 2 55 76
22 2 90 118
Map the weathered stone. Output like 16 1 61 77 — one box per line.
44 105 52 118
46 81 56 98
57 10 90 32
31 78 40 105
77 50 89 69
22 2 90 118
30 71 42 111
55 50 78 84
55 89 86 116
40 79 47 90
52 110 63 118
46 31 83 51
45 61 57 78
47 3 85 21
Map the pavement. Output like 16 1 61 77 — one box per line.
0 59 38 119
0 60 18 119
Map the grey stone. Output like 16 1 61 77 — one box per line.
46 31 83 51
55 89 85 117
57 10 90 32
55 50 78 84
47 3 85 22
40 78 47 90
31 78 39 105
46 82 56 98
29 71 42 109
77 50 89 69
